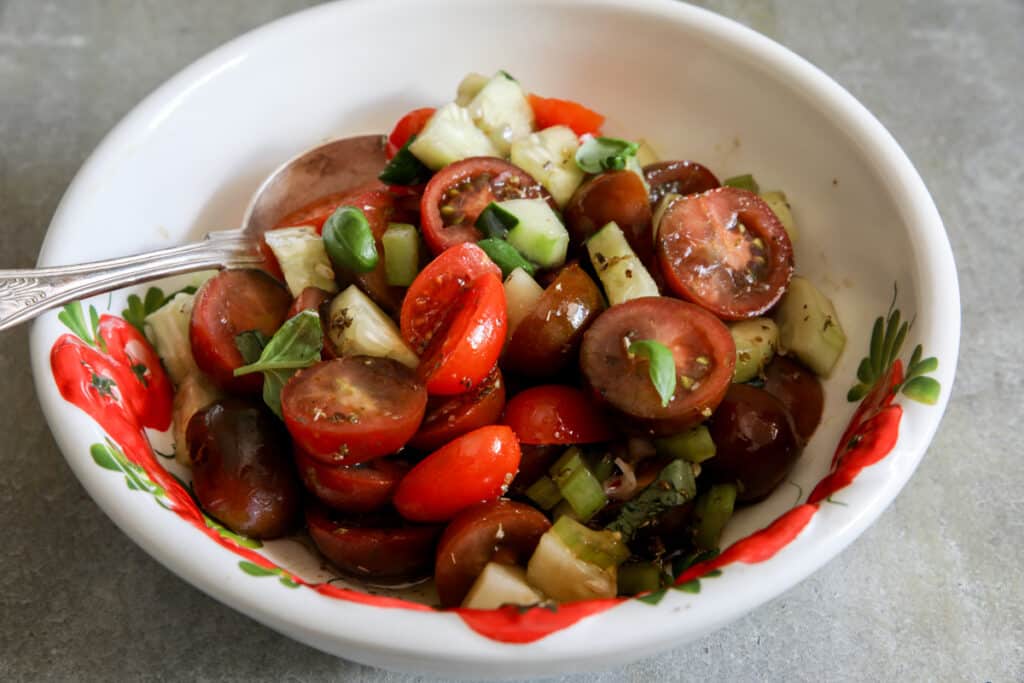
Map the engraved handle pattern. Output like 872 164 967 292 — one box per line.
0 230 262 332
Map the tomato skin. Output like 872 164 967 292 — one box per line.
434 500 551 607
417 272 507 396
280 357 427 465
419 158 554 255
97 315 174 431
189 269 293 394
503 385 615 445
564 171 654 263
393 425 521 522
657 187 794 320
580 297 736 437
286 286 332 319
273 180 389 232
644 160 720 206
763 356 824 443
294 449 409 513
409 368 506 452
386 107 436 159
306 505 442 581
400 242 501 354
527 94 604 136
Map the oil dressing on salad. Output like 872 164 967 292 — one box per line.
138 71 851 609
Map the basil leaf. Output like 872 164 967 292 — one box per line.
234 330 269 365
722 174 760 194
378 136 432 186
475 202 519 239
233 310 322 417
606 459 696 540
477 238 536 278
323 206 379 274
575 136 640 174
628 339 676 407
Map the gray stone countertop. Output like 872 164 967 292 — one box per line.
1 1 1021 680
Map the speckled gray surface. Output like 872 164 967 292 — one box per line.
1 0 1021 680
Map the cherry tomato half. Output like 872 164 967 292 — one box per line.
420 157 554 255
564 171 653 262
417 272 507 395
393 425 521 523
503 384 615 445
579 297 735 437
189 269 292 394
280 356 427 465
286 286 332 319
644 160 720 207
400 242 501 354
294 448 410 514
386 107 436 159
526 94 604 136
763 356 824 443
657 187 794 320
434 500 551 607
409 368 506 452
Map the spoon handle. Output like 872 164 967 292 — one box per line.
0 230 262 332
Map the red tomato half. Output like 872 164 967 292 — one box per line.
503 385 615 445
393 425 521 522
400 242 501 354
97 315 174 431
294 449 410 514
527 94 604 136
409 368 506 452
644 160 720 206
386 107 436 159
657 187 794 320
420 158 554 255
280 357 427 465
417 272 507 395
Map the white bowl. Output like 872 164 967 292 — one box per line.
29 0 959 677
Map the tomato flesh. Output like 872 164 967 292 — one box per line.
434 500 551 607
280 356 427 465
580 296 736 436
420 158 553 255
295 448 410 513
189 269 292 394
393 425 521 522
503 385 615 445
386 107 436 159
657 187 794 320
409 368 506 452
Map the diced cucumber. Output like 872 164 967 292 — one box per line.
462 562 545 610
693 483 737 550
723 174 760 194
635 139 660 166
526 524 619 602
172 372 222 467
760 190 798 242
655 425 717 463
625 154 651 196
549 447 607 522
381 223 419 287
730 317 779 382
617 562 664 595
409 102 499 170
775 276 846 377
586 221 659 305
503 267 544 337
509 125 584 207
466 72 535 155
525 475 563 511
550 516 629 570
325 285 418 368
144 291 198 386
262 227 338 297
500 198 569 268
455 72 489 106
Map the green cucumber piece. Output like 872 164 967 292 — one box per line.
775 276 846 377
654 425 717 463
462 562 544 609
466 71 534 155
455 72 489 106
509 125 584 207
693 483 737 550
723 174 760 194
525 475 562 511
617 562 665 596
144 291 198 386
500 198 569 268
730 317 779 383
503 267 545 337
550 516 629 570
263 226 338 296
409 102 499 170
475 201 519 240
325 285 418 368
760 190 798 242
381 223 420 287
586 221 659 305
526 527 618 602
549 447 607 522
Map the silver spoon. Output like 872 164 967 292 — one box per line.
0 134 386 332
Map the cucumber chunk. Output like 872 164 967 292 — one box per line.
509 125 584 207
527 521 621 602
455 72 489 106
325 285 419 368
503 267 545 337
730 317 779 382
263 226 338 297
144 291 198 386
655 425 717 463
409 102 499 170
586 221 659 305
760 190 798 242
462 562 545 609
500 198 569 268
775 276 846 377
466 72 535 155
381 223 420 287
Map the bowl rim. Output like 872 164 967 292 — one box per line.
29 0 960 674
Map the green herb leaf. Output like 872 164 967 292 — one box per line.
233 311 322 417
477 238 536 278
575 136 640 174
628 339 676 407
378 136 433 186
722 174 760 194
323 206 379 274
475 202 520 239
234 330 269 365
606 459 696 540
238 561 277 577
901 376 940 405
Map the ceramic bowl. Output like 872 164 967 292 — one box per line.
29 0 959 677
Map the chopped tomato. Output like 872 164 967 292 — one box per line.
386 107 436 159
294 449 409 514
410 368 506 452
503 385 615 445
527 94 604 136
393 425 521 522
